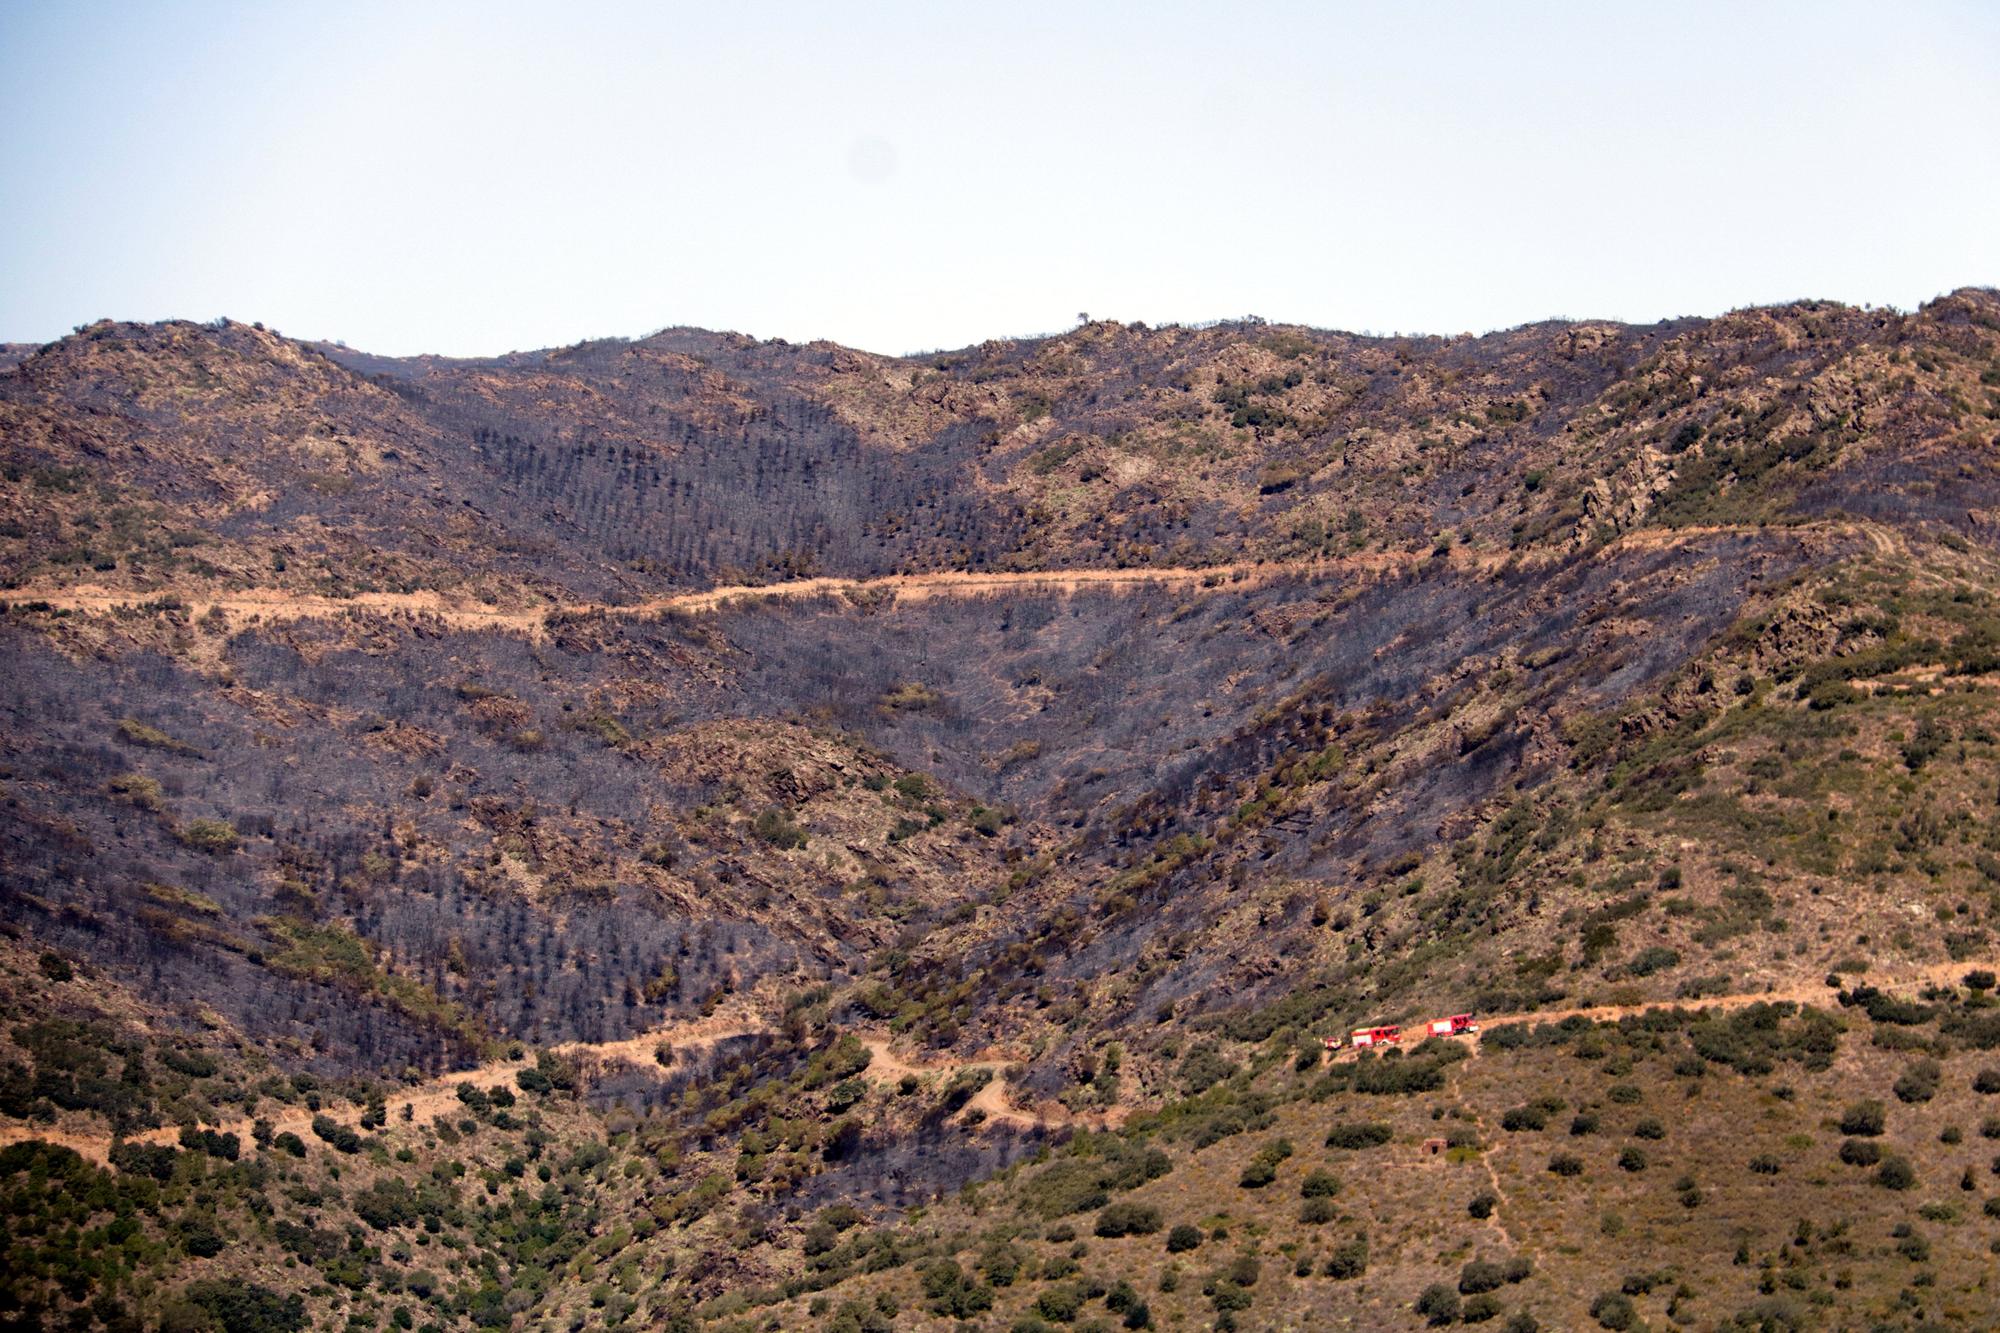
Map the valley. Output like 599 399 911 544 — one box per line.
5 291 2000 1329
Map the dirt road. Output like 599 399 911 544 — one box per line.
0 1010 766 1165
5 520 1841 639
1326 955 1998 1062
9 954 1986 1165
855 1034 1125 1133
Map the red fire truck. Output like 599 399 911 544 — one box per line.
1347 1025 1401 1049
1427 1014 1479 1037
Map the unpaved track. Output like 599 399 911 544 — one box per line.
7 556 1426 638
856 1034 1124 1133
5 521 1839 639
0 1011 765 1165
1326 956 2000 1065
4 958 1993 1164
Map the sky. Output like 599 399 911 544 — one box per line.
1 1 1996 357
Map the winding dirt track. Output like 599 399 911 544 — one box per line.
854 1035 1125 1134
1326 955 2000 1065
2 520 1854 639
0 1011 765 1165
10 957 1990 1166
6 556 1426 638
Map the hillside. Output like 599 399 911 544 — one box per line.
4 291 2000 1330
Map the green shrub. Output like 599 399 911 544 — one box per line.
1324 1121 1393 1149
176 1280 306 1333
1459 1259 1506 1294
1323 1232 1368 1279
919 1259 993 1318
750 807 808 850
310 1114 361 1153
1590 1291 1636 1330
1877 1156 1917 1190
1034 1285 1083 1322
1838 1138 1881 1166
1840 1101 1886 1136
1894 1059 1942 1104
1238 1138 1293 1189
178 818 239 853
1415 1283 1461 1325
1094 1202 1161 1237
1165 1224 1202 1253
1352 1057 1445 1095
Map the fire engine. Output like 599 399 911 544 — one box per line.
1348 1025 1401 1049
1427 1013 1479 1038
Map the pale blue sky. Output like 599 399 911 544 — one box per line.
2 1 1996 355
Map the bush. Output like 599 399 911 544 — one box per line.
178 1127 240 1161
1238 1158 1278 1188
310 1115 361 1153
178 818 239 853
1352 1059 1445 1094
1839 1138 1882 1167
177 1281 306 1333
1894 1059 1942 1104
1299 1196 1338 1224
1178 1043 1237 1093
1548 1153 1584 1177
1462 1293 1502 1323
1840 1100 1886 1136
1034 1286 1083 1322
1589 1291 1636 1329
1324 1121 1394 1149
1415 1284 1461 1325
1166 1223 1202 1253
1500 1105 1547 1132
1631 1117 1665 1140
1617 1147 1648 1172
1467 1192 1497 1219
111 1141 178 1180
750 807 808 850
1323 1233 1368 1279
919 1260 994 1318
1300 1169 1340 1197
1094 1202 1161 1237
1877 1156 1917 1190
1459 1259 1505 1294
1974 1068 2000 1095
1626 946 1680 977
1237 1138 1292 1188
